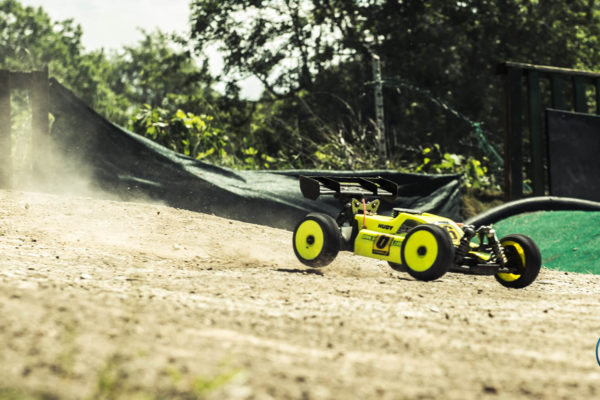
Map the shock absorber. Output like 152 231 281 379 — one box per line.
455 225 476 265
486 228 507 267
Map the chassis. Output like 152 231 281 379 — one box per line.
292 176 541 288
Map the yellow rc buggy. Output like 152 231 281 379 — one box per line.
292 176 541 288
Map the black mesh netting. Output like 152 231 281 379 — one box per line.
45 79 462 230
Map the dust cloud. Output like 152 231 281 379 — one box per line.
9 123 158 206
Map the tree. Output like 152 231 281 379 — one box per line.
0 0 129 122
190 0 370 98
0 1 218 126
189 0 600 165
0 0 82 72
107 30 214 113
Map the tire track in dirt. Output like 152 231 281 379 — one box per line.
0 190 599 399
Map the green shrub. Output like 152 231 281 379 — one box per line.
129 105 500 194
130 105 284 170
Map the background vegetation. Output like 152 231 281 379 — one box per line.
3 0 600 191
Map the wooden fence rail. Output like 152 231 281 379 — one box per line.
498 61 600 200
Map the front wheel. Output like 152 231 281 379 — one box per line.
401 224 454 281
495 234 541 289
293 213 341 268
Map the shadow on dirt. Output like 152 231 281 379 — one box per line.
276 268 324 276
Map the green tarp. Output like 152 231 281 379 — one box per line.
45 79 462 230
495 211 600 274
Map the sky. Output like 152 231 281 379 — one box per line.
19 0 262 99
20 0 192 51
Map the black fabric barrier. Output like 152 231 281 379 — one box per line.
44 79 462 230
546 109 600 201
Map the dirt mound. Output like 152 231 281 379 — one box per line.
0 190 599 399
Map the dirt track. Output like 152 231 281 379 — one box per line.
1 190 599 399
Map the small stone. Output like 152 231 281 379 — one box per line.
483 385 498 394
80 273 92 280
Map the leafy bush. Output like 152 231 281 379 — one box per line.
414 144 499 190
130 105 282 169
129 104 500 194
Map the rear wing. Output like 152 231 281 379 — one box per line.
299 175 398 201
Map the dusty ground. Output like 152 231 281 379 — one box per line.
0 189 599 399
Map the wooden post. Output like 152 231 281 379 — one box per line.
372 54 387 161
527 70 545 196
505 67 523 200
596 79 600 115
0 69 10 187
573 75 587 113
551 75 565 110
30 66 49 170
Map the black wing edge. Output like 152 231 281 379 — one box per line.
299 175 398 201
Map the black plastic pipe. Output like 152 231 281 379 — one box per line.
465 196 600 227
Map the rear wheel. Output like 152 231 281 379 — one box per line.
387 262 406 272
401 224 454 281
495 234 541 289
293 213 341 268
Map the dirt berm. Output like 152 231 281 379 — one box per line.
0 190 599 399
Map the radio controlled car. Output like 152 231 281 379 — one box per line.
292 176 541 288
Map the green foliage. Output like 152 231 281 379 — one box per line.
130 105 284 170
189 0 600 172
87 353 241 400
0 0 129 122
8 0 600 195
131 105 222 158
0 0 82 72
91 354 128 400
165 365 242 398
414 144 498 190
0 2 216 126
106 30 213 112
190 0 365 97
0 387 38 400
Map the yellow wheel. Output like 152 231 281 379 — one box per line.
495 234 541 289
293 213 340 268
401 224 454 281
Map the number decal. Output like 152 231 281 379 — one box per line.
376 235 390 248
438 223 459 241
373 234 392 255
